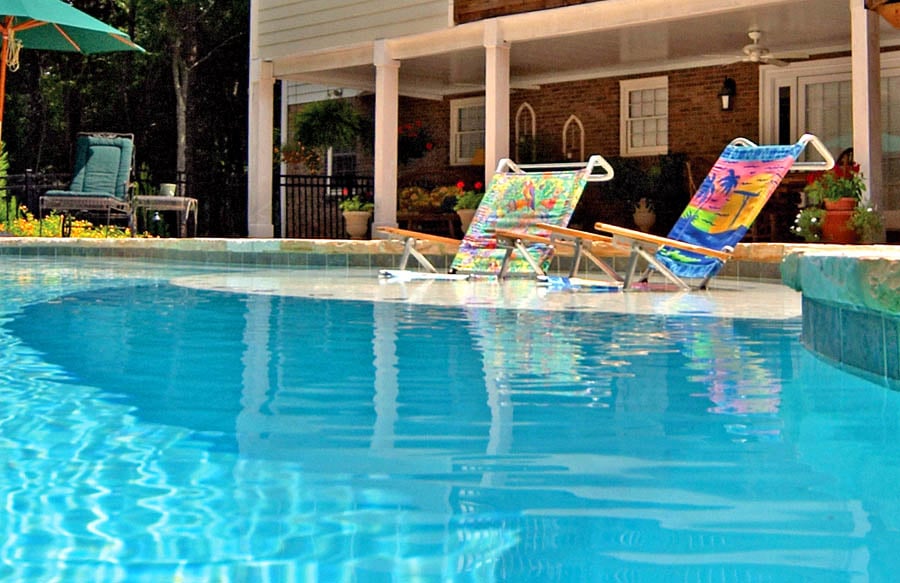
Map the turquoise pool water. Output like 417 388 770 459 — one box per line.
1 257 899 582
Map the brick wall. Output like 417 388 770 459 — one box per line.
455 0 600 24
288 63 768 233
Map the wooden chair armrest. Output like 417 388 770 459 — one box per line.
493 228 552 245
593 222 731 261
377 226 461 246
535 223 614 245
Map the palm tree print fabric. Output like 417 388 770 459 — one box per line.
657 141 804 279
450 171 587 274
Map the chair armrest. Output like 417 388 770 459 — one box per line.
594 222 731 261
377 226 461 246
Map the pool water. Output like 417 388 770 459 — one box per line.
1 258 899 582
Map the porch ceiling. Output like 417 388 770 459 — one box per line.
275 0 900 98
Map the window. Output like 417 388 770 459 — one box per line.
620 76 668 156
450 96 485 165
761 54 900 209
515 102 536 163
562 115 584 161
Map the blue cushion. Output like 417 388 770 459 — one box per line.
66 135 134 200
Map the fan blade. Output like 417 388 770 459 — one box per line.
762 55 789 67
771 50 810 59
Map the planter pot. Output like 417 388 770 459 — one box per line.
456 208 477 233
633 208 656 233
820 197 858 244
343 210 371 239
824 197 857 211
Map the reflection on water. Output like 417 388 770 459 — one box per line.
3 277 900 581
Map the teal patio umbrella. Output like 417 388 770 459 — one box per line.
0 0 144 143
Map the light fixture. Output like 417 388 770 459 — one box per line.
718 77 737 111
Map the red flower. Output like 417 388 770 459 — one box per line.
474 181 483 190
456 181 466 190
425 142 433 151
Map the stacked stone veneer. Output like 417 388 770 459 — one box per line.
782 246 900 388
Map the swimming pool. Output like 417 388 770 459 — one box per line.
1 256 899 581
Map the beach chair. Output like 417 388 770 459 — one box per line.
544 134 834 291
379 155 614 280
40 133 135 236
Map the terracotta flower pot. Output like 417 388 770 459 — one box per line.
818 197 858 244
824 197 857 211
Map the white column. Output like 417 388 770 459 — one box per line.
851 0 882 210
484 21 510 186
373 40 400 232
247 57 275 238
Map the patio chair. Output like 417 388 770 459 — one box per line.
543 134 835 291
39 133 136 236
379 155 615 280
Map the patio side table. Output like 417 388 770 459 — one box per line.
133 195 199 237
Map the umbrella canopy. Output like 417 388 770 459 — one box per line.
0 0 144 142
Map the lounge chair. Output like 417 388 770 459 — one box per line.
40 133 135 236
543 134 834 291
379 156 614 280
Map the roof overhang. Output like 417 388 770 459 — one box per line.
271 0 900 98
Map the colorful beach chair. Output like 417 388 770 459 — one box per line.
545 134 834 290
379 156 614 279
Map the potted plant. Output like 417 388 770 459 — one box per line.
849 203 883 243
292 98 363 174
791 206 826 242
803 164 865 243
339 194 374 239
398 120 433 165
452 181 484 233
632 197 656 232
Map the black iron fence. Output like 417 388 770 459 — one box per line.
279 174 374 239
1 171 71 225
2 169 374 239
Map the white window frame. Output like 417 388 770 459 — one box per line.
450 96 485 166
619 76 668 157
760 53 900 209
761 53 900 143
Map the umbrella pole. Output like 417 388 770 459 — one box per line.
0 19 8 147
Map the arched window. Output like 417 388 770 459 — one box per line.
515 102 536 163
562 115 585 162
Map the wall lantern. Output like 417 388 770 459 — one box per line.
718 77 737 111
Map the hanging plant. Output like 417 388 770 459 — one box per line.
398 121 432 164
294 99 363 152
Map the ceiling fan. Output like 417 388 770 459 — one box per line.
736 28 808 67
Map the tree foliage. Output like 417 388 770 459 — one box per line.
3 0 249 234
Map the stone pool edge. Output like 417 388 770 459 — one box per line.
781 245 900 388
0 237 795 283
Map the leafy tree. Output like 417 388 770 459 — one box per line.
2 0 250 235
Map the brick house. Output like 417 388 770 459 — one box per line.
248 0 900 238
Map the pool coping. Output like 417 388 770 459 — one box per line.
0 236 800 283
781 245 900 388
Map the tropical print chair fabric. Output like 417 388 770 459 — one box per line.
449 170 587 274
656 141 804 280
